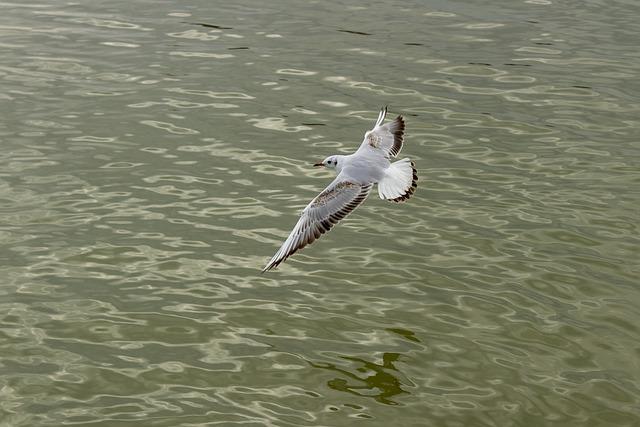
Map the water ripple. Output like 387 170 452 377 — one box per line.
1 0 639 426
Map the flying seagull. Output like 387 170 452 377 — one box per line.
262 107 417 272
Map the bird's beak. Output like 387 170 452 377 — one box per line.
313 162 324 167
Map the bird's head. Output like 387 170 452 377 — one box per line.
314 155 341 170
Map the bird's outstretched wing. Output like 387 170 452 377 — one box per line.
357 106 405 158
262 176 372 272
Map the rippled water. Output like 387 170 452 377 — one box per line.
1 0 639 425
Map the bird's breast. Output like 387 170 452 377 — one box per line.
342 155 388 184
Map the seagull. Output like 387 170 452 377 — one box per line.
262 107 417 272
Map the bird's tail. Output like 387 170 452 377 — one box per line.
377 158 418 202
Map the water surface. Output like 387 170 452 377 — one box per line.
1 0 639 426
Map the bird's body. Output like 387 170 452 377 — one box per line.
341 153 389 184
262 107 417 272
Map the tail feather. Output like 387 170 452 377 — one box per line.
377 158 418 202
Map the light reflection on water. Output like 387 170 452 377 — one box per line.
1 0 639 426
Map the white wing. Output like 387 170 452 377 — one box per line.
262 176 372 272
357 106 405 158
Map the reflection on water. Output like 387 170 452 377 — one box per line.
1 0 639 426
312 353 409 406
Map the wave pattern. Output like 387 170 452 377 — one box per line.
1 0 639 426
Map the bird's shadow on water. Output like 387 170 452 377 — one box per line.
308 352 410 405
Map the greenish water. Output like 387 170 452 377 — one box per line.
1 0 639 426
